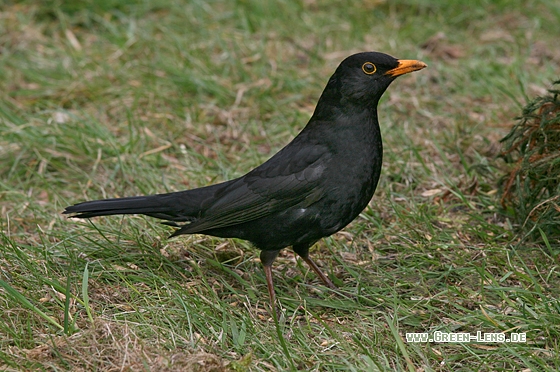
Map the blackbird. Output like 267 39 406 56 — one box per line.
64 52 426 311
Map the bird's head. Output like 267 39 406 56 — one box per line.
321 52 427 111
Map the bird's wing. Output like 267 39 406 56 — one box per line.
177 140 331 233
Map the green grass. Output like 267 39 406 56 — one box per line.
1 0 559 370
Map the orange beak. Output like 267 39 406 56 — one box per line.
385 59 427 77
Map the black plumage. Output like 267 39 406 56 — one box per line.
64 52 426 312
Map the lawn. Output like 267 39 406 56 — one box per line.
1 0 559 370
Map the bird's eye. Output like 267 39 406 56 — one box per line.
362 62 376 75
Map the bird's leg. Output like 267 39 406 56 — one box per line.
292 244 336 289
260 249 281 315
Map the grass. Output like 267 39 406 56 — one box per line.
1 0 559 370
500 80 560 241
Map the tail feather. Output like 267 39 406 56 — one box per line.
63 186 222 222
64 195 188 220
64 180 233 226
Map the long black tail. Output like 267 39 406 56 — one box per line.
64 193 191 222
63 183 226 223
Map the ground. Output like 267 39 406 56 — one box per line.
0 0 559 370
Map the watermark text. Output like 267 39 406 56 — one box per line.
406 331 526 343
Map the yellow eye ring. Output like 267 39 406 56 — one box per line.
362 62 376 75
